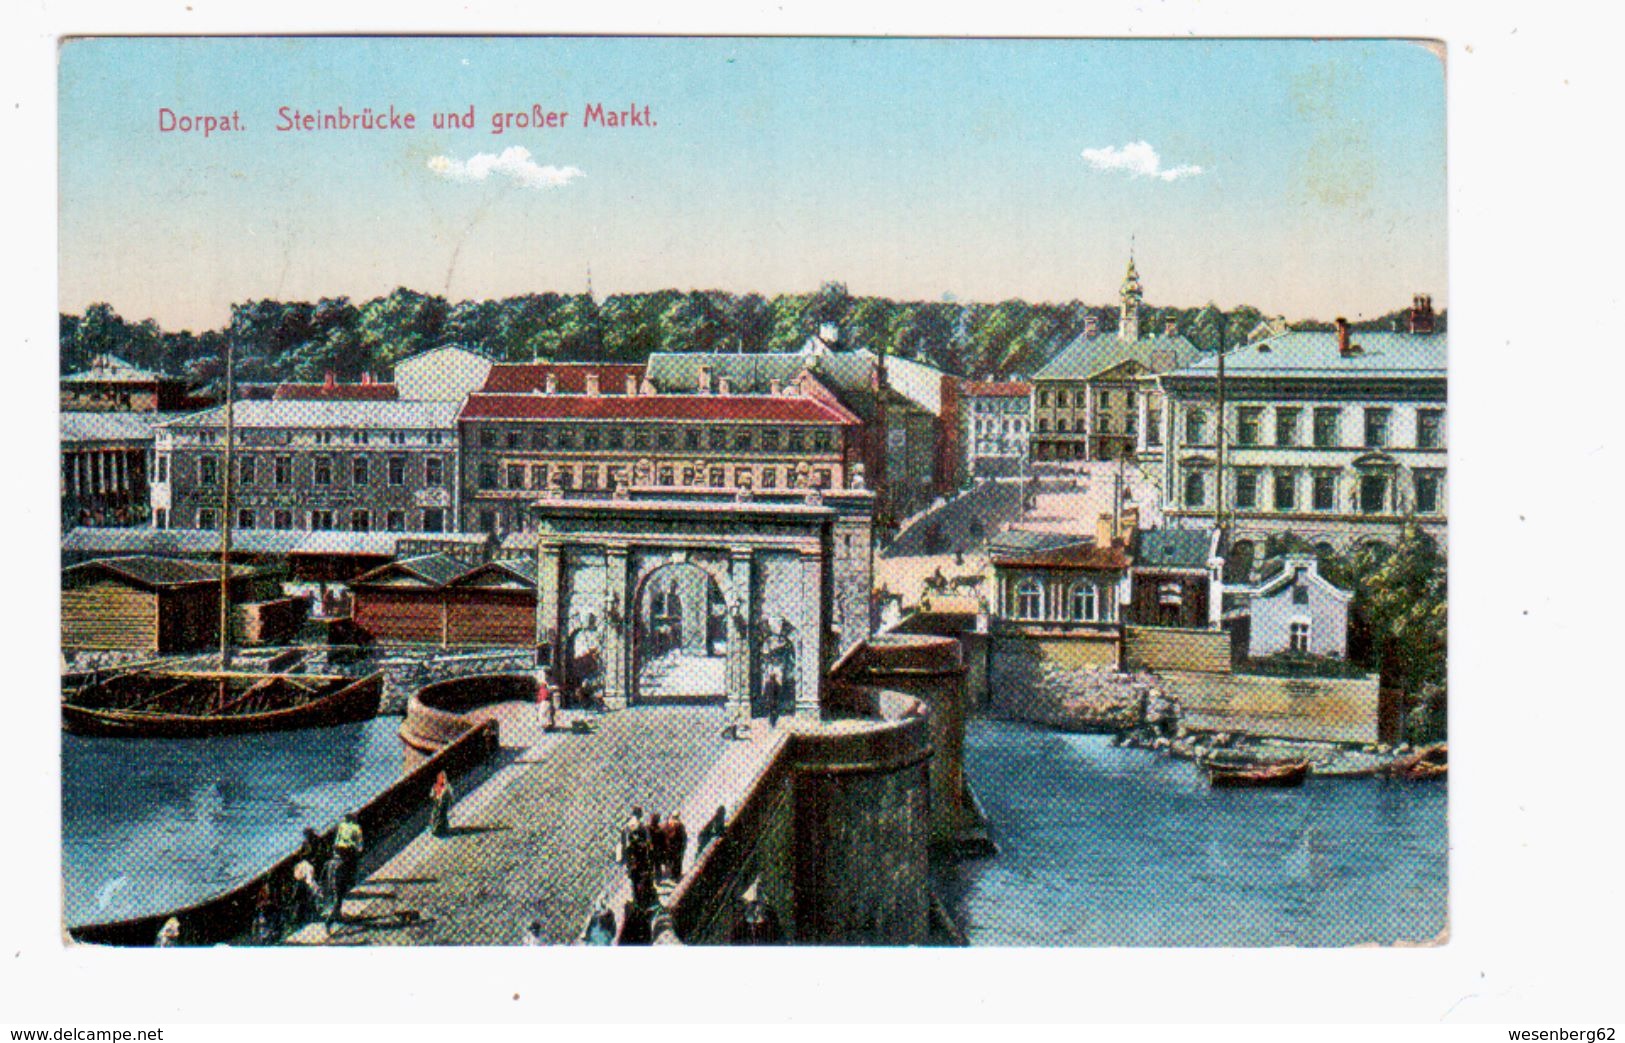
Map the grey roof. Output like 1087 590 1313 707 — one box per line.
355 552 537 588
61 355 165 384
63 554 257 589
1034 330 1201 382
1169 331 1447 380
61 411 193 445
1241 556 1353 601
61 527 488 558
988 529 1089 556
1133 528 1215 570
160 399 462 431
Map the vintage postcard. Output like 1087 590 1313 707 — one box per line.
57 35 1447 950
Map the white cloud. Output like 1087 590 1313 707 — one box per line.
427 147 585 189
1081 141 1203 182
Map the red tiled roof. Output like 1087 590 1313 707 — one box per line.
459 392 859 425
274 383 399 401
480 363 647 394
991 542 1132 570
961 380 1032 397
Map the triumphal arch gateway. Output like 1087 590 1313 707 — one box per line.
530 488 875 721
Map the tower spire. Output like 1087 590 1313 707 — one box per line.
1119 248 1144 342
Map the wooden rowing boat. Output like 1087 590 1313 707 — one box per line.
61 670 382 738
1207 759 1311 789
1389 743 1448 781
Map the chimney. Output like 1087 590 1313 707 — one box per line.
697 365 712 394
544 371 558 394
584 371 600 397
717 375 731 396
360 371 373 385
323 371 336 391
1096 512 1117 548
1165 317 1179 337
625 374 638 395
819 323 840 346
769 378 782 396
1408 293 1435 335
640 376 657 396
1083 314 1099 339
1335 317 1353 356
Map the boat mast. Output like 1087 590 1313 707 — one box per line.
218 335 235 670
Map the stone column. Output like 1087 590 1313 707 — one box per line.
602 544 630 710
536 540 562 669
1083 385 1095 461
727 547 754 721
796 548 824 719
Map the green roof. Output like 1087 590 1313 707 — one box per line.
1034 330 1201 382
1133 528 1214 570
1169 331 1447 380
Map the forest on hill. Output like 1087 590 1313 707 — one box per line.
59 281 1443 386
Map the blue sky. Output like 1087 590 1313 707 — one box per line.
59 36 1446 330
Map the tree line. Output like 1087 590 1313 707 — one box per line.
60 283 1445 386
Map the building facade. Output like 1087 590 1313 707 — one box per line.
1030 259 1200 466
458 379 863 536
151 399 462 535
1159 302 1447 559
60 354 207 413
1230 554 1353 660
957 380 1032 480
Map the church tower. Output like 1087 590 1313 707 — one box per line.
1119 254 1144 342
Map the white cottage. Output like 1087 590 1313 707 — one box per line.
1232 554 1352 659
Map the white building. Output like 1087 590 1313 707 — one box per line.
1158 298 1447 563
957 380 1032 480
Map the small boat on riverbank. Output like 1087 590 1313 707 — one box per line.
1207 760 1311 789
62 670 382 738
1389 743 1448 781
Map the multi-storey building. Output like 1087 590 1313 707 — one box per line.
60 353 208 413
956 380 1032 480
1158 299 1447 563
1031 258 1200 465
458 373 863 535
151 400 462 534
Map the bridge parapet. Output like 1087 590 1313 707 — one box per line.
399 672 535 753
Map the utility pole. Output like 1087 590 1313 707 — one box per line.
218 335 235 671
1214 311 1227 533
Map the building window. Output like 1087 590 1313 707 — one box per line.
238 455 256 485
425 456 444 487
1057 418 1070 434
388 455 406 485
314 455 332 485
1069 583 1099 622
1312 469 1338 512
1234 469 1260 510
1038 418 1051 433
1015 578 1043 619
154 508 169 529
530 464 549 489
762 428 780 451
1038 389 1051 407
631 428 649 450
1275 408 1300 447
478 462 496 490
423 507 445 533
1289 619 1311 654
274 455 291 485
582 467 600 491
199 455 218 486
760 469 777 489
607 428 624 450
658 466 674 486
479 429 495 448
1274 469 1298 511
352 456 370 486
353 430 370 445
314 432 333 446
685 429 702 450
507 430 522 449
1360 473 1388 514
1364 408 1391 448
198 508 216 529
506 464 525 490
1183 469 1208 508
272 509 292 531
311 509 334 530
1417 409 1445 450
388 432 407 446
386 510 405 531
478 510 496 533
709 468 725 488
351 510 370 532
584 429 601 451
237 508 254 529
1313 407 1341 448
427 431 445 446
735 467 753 489
656 431 674 450
1185 409 1208 445
1415 470 1444 514
1292 569 1310 605
557 467 574 490
1237 407 1263 446
1057 390 1070 408
814 469 831 489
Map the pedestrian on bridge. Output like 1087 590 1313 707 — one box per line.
428 771 453 837
662 813 688 880
326 812 364 930
536 673 557 733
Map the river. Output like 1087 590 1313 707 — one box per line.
937 718 1448 947
61 718 408 928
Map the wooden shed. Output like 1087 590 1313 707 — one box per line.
62 556 263 654
350 554 537 647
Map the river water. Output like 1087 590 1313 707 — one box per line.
937 718 1448 947
61 718 407 928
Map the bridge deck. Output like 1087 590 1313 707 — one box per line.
290 705 734 946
